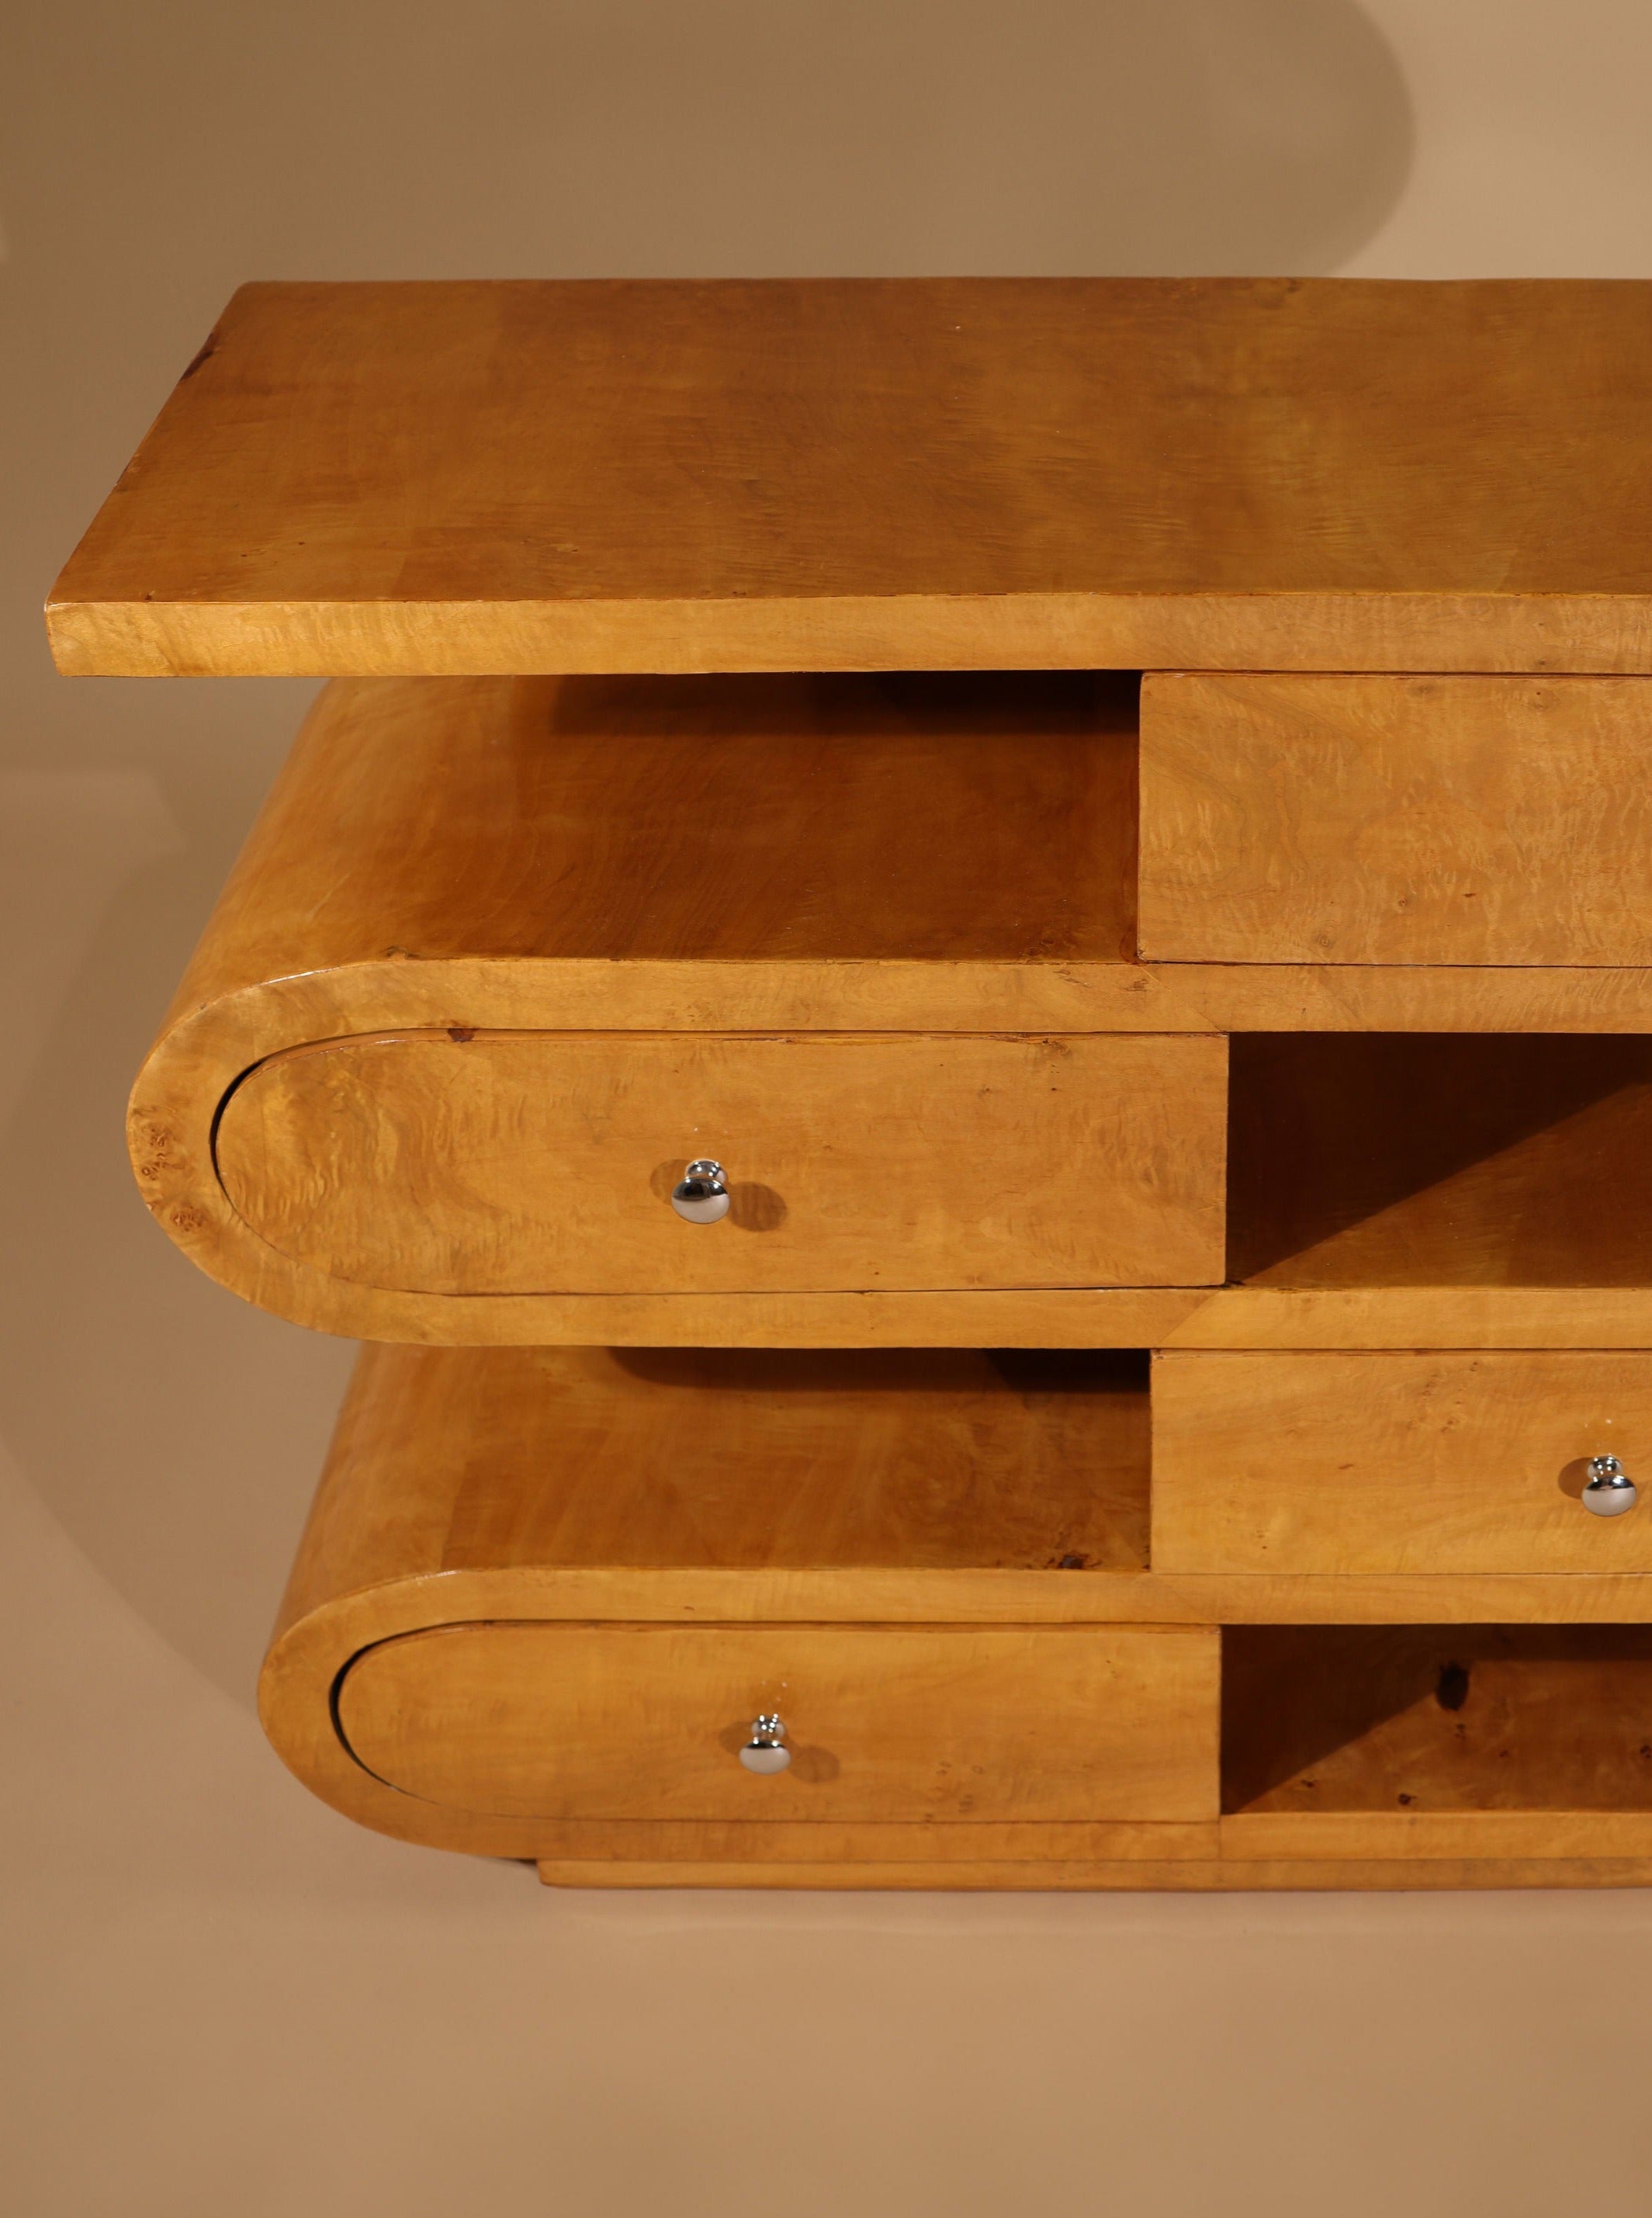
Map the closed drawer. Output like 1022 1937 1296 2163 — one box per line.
335 1624 1220 1824
1153 1352 1652 1575
215 1031 1226 1294
1139 674 1652 965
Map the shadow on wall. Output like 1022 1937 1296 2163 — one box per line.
0 0 1411 1714
0 695 355 1712
14 0 1414 295
512 0 1414 276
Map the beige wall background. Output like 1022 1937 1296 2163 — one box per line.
7 4 1652 2211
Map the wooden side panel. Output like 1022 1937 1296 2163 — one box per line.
1140 674 1652 966
216 1031 1228 1294
336 1624 1221 1825
1154 1353 1652 1575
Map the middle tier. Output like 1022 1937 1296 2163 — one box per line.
129 672 1652 1346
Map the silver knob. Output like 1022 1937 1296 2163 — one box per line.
670 1159 729 1224
1583 1454 1639 1516
738 1715 791 1774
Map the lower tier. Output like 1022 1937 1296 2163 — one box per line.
261 1344 1652 1888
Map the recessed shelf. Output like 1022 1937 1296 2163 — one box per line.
1228 1033 1652 1288
1223 1625 1652 1816
189 669 1141 976
358 1344 1152 1576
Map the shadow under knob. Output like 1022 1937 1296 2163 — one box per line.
739 1714 791 1774
1583 1454 1639 1516
670 1159 730 1223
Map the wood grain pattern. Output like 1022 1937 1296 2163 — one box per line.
85 279 1652 1893
139 673 1652 1037
1141 674 1652 965
377 1346 1152 1576
48 279 1652 676
525 1813 1652 1866
127 679 1652 1342
535 1855 1652 1890
1221 1814 1652 1861
261 1541 1652 1865
215 1030 1228 1295
166 672 1140 995
1155 1352 1652 1576
1223 1625 1652 1817
1228 1033 1652 1288
265 1343 1652 1643
258 1340 1652 1871
518 1819 1213 1863
337 1623 1220 1824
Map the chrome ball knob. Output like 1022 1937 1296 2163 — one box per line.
670 1159 729 1223
738 1715 791 1774
1583 1454 1639 1516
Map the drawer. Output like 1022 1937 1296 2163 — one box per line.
1139 674 1652 965
215 1031 1226 1294
334 1625 1221 1825
1153 1352 1652 1575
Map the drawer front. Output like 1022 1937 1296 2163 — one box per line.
216 1031 1226 1294
335 1624 1220 1824
1154 1352 1652 1575
1139 674 1652 965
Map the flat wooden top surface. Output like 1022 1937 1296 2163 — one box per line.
49 278 1652 676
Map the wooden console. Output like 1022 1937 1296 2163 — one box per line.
53 276 1652 1887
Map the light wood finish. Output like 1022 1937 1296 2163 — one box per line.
1221 1814 1652 1860
156 670 1652 1033
1222 1627 1652 1844
1141 674 1652 966
81 279 1652 1893
536 1855 1652 1890
130 678 1652 1343
271 1343 1652 1631
1228 1033 1652 1289
47 279 1652 677
216 1029 1227 1296
1155 1352 1652 1576
338 1623 1218 1825
163 671 1141 989
362 1346 1152 1577
258 1343 1652 1880
116 1274 1652 1358
277 1561 1652 1632
518 1820 1211 1862
525 1811 1652 1868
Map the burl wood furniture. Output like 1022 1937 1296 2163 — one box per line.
54 277 1652 1888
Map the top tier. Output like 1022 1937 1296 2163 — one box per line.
47 277 1652 678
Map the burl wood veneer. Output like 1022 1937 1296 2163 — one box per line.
45 279 1652 678
1154 1351 1652 1576
1140 674 1652 967
129 674 1652 1347
54 276 1652 1890
263 1344 1652 1888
